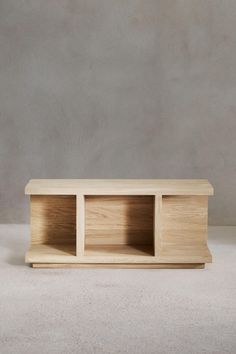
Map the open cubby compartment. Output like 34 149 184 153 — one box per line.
84 195 155 257
30 195 76 256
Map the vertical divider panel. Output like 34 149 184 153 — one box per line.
76 194 85 257
154 195 162 256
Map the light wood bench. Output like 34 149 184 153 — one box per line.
25 179 213 268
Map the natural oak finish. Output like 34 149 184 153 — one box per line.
85 196 154 246
25 179 213 268
158 195 210 261
30 195 76 246
25 179 213 196
161 195 208 246
154 195 162 256
76 195 85 257
25 243 211 264
32 263 205 269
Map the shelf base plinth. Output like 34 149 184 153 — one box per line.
31 263 205 269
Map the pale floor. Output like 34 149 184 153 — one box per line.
0 225 236 354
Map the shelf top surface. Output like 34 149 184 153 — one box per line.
25 179 214 195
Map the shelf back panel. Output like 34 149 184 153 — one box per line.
85 196 154 246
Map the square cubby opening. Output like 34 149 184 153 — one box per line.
30 195 76 256
84 195 154 257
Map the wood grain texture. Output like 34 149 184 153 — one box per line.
30 195 76 246
32 263 205 269
26 180 213 268
25 179 214 195
85 244 153 257
159 196 211 260
161 196 208 244
85 196 154 247
25 244 212 263
154 195 162 256
76 195 85 256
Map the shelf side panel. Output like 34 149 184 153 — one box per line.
160 195 209 259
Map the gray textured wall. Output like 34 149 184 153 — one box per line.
0 0 235 224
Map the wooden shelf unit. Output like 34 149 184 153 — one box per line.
25 179 213 268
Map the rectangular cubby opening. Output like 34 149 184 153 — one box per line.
84 195 154 257
30 195 76 256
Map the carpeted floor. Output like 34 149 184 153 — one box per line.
0 225 236 354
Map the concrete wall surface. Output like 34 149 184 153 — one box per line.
0 0 235 224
